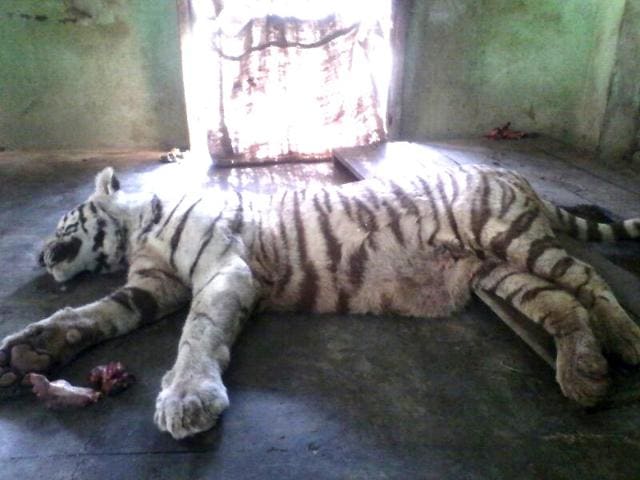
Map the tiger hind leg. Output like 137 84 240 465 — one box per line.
473 263 609 406
523 240 640 366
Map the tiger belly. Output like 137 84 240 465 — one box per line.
258 243 482 318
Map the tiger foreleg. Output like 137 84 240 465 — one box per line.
0 259 189 388
473 263 609 406
154 258 257 439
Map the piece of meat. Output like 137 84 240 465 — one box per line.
484 122 528 140
26 373 101 409
88 362 135 395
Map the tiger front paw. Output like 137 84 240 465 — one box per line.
555 331 609 406
0 309 87 387
154 375 229 440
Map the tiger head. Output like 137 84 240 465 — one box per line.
39 167 128 282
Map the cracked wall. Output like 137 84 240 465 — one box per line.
0 0 189 150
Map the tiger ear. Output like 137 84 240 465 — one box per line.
95 167 120 196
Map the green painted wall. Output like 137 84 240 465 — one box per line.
0 0 189 150
598 0 640 162
399 0 628 153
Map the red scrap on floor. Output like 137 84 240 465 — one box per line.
484 122 528 140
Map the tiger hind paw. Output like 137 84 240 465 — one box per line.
592 313 640 366
555 331 609 406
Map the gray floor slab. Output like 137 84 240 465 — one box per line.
1 145 640 479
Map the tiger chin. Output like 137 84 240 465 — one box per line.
2 164 640 440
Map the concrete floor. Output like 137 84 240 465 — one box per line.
2 143 640 479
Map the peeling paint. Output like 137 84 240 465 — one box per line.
64 0 125 26
0 0 189 149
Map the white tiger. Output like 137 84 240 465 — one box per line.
1 165 640 439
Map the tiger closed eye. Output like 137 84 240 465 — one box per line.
64 224 78 235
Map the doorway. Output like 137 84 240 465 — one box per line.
179 0 393 165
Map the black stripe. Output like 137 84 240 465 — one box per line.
550 257 575 278
336 290 350 312
313 195 342 274
575 267 595 307
94 252 109 273
270 229 281 266
382 200 405 246
322 189 333 213
472 260 501 284
109 287 157 324
505 285 525 303
92 218 107 251
520 285 560 304
611 222 631 240
353 197 379 249
390 181 419 217
348 244 368 291
110 289 133 312
586 220 603 241
116 226 128 264
156 195 186 238
489 271 521 292
78 204 89 234
193 272 220 299
436 175 462 245
188 211 224 278
138 195 164 240
552 206 565 231
275 209 293 294
364 188 381 210
417 177 440 245
448 173 460 203
132 267 183 285
498 182 516 218
293 191 319 311
526 236 560 271
169 199 202 268
566 212 579 237
470 173 491 247
256 217 270 262
337 192 354 220
129 287 158 324
231 192 244 234
490 208 540 259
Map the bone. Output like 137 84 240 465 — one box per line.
10 345 51 373
26 373 101 409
